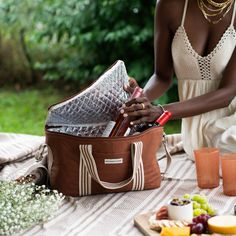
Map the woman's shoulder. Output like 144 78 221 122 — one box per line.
156 0 185 11
156 0 185 29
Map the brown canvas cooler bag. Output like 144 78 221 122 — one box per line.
45 61 170 197
46 127 164 196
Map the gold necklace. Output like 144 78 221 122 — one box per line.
197 0 234 24
201 1 224 16
207 0 231 8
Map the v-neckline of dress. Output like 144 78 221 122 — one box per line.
174 25 236 60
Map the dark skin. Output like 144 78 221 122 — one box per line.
122 0 236 125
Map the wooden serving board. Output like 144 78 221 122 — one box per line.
133 212 160 236
134 212 228 236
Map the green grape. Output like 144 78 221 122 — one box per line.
193 208 207 216
201 203 208 211
193 201 201 209
199 195 207 204
181 193 216 217
200 209 207 215
191 194 201 202
183 193 191 199
191 194 207 204
193 208 202 216
207 206 216 216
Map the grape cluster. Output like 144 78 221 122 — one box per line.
182 193 216 217
188 214 211 234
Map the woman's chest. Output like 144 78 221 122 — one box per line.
169 0 236 58
171 26 236 80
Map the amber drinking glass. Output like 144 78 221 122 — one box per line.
221 154 236 196
194 148 220 189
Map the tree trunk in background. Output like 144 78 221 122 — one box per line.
19 28 37 85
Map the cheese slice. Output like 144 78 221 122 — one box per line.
208 215 236 234
160 226 190 236
148 214 188 232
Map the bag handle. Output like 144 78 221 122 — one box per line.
79 141 143 190
158 133 172 177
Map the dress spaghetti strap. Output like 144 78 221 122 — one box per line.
230 0 236 26
181 0 189 27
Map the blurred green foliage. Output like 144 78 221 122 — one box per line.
0 0 156 86
0 0 179 131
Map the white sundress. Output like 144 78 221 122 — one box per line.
171 0 236 160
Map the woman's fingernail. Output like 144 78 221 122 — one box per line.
122 104 126 108
120 109 124 114
130 122 134 125
123 113 128 118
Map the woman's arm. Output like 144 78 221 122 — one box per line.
121 0 177 123
164 48 236 119
142 0 174 101
124 49 236 124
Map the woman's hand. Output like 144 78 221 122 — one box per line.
124 77 139 94
120 96 163 125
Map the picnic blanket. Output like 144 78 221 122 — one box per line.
0 132 235 236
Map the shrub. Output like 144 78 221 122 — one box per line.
0 0 178 103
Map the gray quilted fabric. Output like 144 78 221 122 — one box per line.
46 60 130 137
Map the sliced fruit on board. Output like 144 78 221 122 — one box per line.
208 215 236 234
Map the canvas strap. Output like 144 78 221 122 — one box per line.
161 134 172 177
79 142 144 196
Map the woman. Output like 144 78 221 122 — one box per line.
123 0 236 160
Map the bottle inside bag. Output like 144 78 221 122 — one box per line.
102 87 143 137
135 110 172 133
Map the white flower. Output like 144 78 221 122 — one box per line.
0 181 64 236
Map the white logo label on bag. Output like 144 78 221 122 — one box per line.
104 158 123 164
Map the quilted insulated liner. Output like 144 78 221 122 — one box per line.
45 60 130 137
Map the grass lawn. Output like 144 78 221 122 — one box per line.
0 88 63 136
0 87 181 136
